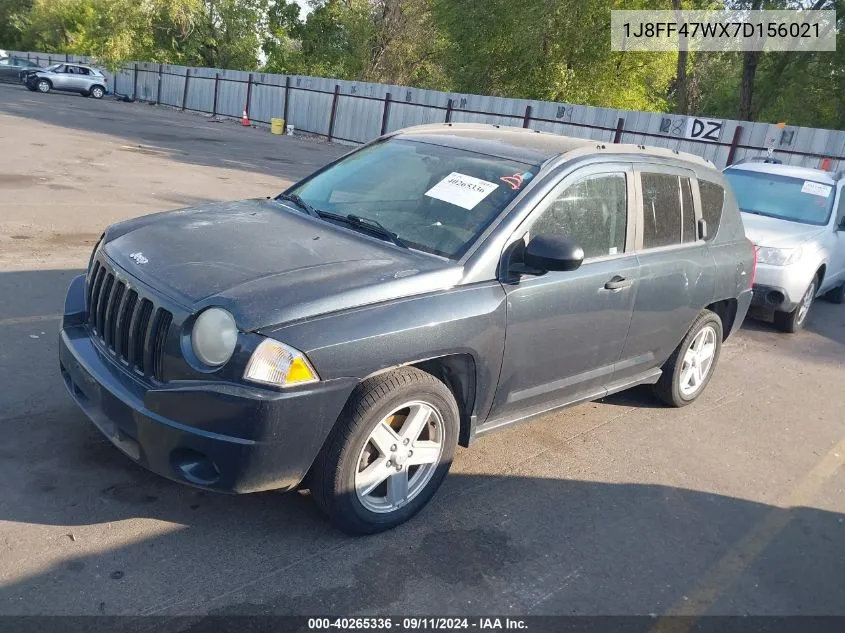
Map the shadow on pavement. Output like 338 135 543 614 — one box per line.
1 268 844 617
0 83 346 183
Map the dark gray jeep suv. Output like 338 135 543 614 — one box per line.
60 124 754 533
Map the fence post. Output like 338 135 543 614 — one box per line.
65 53 69 62
380 92 392 136
26 53 30 61
327 84 341 142
212 72 220 117
445 98 454 123
181 69 190 111
132 63 138 101
613 117 625 143
155 64 163 105
283 76 291 124
726 125 744 166
245 73 253 118
522 105 533 128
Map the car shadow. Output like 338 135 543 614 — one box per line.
2 268 844 617
0 83 346 183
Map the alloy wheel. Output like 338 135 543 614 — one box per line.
355 401 444 513
679 325 718 397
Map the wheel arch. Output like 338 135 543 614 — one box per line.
816 263 827 289
706 298 737 341
359 353 478 448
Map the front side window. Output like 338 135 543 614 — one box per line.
724 169 835 226
641 173 683 249
530 173 628 259
288 139 540 259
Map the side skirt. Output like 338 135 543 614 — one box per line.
471 367 663 440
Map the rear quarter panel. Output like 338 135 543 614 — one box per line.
709 176 755 336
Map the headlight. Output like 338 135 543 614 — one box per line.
191 307 238 367
755 246 803 266
244 339 320 387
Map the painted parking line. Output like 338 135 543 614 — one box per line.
651 436 845 632
0 314 62 327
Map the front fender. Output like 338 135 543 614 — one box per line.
262 281 508 429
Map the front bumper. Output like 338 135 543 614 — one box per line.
60 275 357 494
751 262 816 312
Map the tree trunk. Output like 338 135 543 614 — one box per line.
739 50 759 120
673 0 688 115
738 0 764 121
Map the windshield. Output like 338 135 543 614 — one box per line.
286 138 540 259
724 169 835 226
45 63 62 71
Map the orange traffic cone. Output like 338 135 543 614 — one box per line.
242 109 250 126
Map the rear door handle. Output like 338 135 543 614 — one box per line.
603 275 634 291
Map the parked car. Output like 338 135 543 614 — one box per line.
724 160 845 332
59 124 754 533
0 56 41 83
24 62 108 98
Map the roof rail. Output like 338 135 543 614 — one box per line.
732 156 783 165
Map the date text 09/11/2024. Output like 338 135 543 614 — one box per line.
307 617 529 630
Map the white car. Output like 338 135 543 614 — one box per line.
723 160 845 332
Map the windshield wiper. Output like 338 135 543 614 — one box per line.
346 214 409 248
317 211 408 248
276 193 320 218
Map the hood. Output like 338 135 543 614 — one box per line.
104 199 462 330
740 212 826 249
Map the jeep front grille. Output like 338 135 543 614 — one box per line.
87 259 172 382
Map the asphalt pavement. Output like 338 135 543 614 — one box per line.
0 82 843 619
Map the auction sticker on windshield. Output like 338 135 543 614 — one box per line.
425 172 499 210
801 181 832 197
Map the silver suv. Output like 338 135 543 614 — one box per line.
724 160 845 332
24 63 108 99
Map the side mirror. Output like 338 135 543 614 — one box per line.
523 235 585 272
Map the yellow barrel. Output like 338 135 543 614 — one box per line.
271 118 285 135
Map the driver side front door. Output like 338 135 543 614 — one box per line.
485 164 640 429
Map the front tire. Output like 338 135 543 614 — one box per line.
774 278 816 333
654 309 723 408
36 79 51 94
309 367 459 535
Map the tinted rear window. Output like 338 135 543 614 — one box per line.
681 177 696 243
641 173 682 249
698 180 724 240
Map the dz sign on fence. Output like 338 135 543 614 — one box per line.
685 117 724 143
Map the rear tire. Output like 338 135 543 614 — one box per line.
36 79 51 94
824 283 845 305
89 85 105 99
309 367 459 535
774 278 816 333
654 309 723 408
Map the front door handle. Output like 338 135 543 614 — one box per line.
603 275 634 291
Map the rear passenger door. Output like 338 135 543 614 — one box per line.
615 166 715 383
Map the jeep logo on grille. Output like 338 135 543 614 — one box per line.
129 252 149 265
